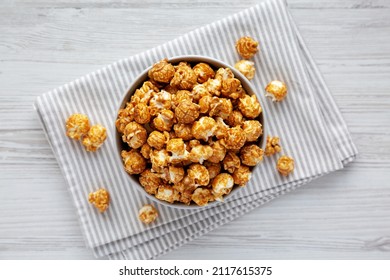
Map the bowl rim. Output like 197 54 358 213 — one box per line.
115 55 267 209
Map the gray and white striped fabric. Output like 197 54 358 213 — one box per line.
34 0 357 260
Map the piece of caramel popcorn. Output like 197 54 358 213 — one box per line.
212 173 234 201
227 110 244 127
198 95 213 114
140 81 159 95
175 100 200 124
193 63 215 84
155 185 180 203
170 62 197 90
232 165 252 186
191 116 216 141
140 143 152 159
277 155 294 176
133 103 151 124
209 97 233 120
173 123 193 141
139 169 162 195
149 90 172 115
238 94 262 119
138 204 158 224
163 84 178 95
214 117 229 140
191 188 213 206
148 59 175 83
215 67 234 81
173 90 193 108
122 121 147 149
116 104 134 134
207 140 227 163
66 113 90 140
150 149 170 172
166 166 185 184
223 151 241 173
152 109 175 132
204 78 222 96
192 84 211 101
166 138 188 164
240 144 264 166
131 87 153 105
242 120 263 142
121 149 146 174
236 36 259 59
221 78 242 99
234 60 256 80
188 144 213 164
204 161 222 179
265 80 288 102
265 136 282 156
187 163 210 186
82 124 107 152
147 130 168 150
88 188 110 213
222 126 246 150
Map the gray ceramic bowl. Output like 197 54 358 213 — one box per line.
115 55 267 209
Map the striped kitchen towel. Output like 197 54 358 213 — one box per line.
34 0 357 259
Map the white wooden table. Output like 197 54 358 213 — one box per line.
0 0 389 259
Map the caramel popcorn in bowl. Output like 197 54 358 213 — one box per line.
116 58 265 207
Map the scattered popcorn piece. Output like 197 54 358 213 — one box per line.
188 163 210 186
122 121 147 149
188 144 213 164
139 169 162 195
193 63 215 84
192 188 213 206
66 113 90 140
155 185 180 203
227 110 244 127
88 188 110 213
242 120 263 142
173 123 193 141
234 60 256 80
138 204 158 224
223 151 241 173
148 59 175 83
222 126 246 150
170 62 197 90
232 165 252 186
147 130 168 150
212 173 234 201
175 100 200 124
152 109 175 132
133 103 151 124
82 124 107 152
236 36 259 59
240 144 264 166
121 150 146 174
191 116 216 141
265 80 288 102
207 139 227 163
277 155 294 176
238 94 262 119
204 161 222 179
265 136 282 156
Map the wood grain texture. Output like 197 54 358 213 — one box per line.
0 0 389 260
